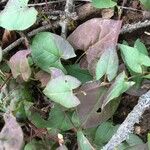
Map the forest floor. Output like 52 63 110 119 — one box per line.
0 0 150 149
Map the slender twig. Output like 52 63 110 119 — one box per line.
28 0 66 7
121 20 150 34
0 74 12 91
2 22 59 55
2 38 24 55
119 6 143 12
102 90 150 150
61 0 74 38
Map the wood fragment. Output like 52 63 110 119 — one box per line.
60 0 74 38
121 20 150 34
102 90 150 150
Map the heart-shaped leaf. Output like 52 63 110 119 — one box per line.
9 50 31 81
0 0 38 30
31 32 76 73
43 75 81 108
102 72 135 109
96 47 118 81
92 0 117 8
119 44 150 73
67 19 122 74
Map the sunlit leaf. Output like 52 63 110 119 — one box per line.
92 0 117 8
9 50 31 81
96 47 118 81
0 0 38 30
102 72 135 109
0 112 23 150
31 32 76 73
77 131 95 150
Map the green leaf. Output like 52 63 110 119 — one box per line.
118 134 144 150
0 0 38 30
27 105 74 131
126 134 144 146
24 139 51 150
148 133 150 150
65 64 93 83
43 75 81 108
31 32 76 73
96 48 118 81
144 74 150 79
47 105 74 130
134 39 148 55
139 0 150 10
119 44 150 73
94 122 118 146
102 72 134 108
92 0 117 8
77 131 95 150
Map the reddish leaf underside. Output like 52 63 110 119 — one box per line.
9 50 31 81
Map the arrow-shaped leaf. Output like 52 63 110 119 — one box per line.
102 72 135 109
43 75 81 108
96 48 118 81
119 44 150 73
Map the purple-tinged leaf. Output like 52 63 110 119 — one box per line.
0 112 24 150
50 67 65 79
76 81 119 128
35 70 51 87
68 18 122 73
9 50 31 81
